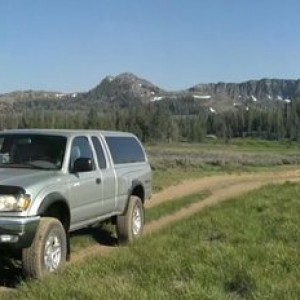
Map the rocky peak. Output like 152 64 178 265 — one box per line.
87 72 162 104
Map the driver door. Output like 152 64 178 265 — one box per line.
67 136 102 226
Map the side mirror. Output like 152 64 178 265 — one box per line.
73 158 93 173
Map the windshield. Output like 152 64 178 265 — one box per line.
0 134 67 170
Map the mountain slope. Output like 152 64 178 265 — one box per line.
190 78 300 101
0 75 299 113
84 73 162 105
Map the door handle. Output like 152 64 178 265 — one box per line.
96 178 101 184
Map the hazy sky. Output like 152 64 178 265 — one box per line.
1 0 299 93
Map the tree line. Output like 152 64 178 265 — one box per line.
1 100 300 143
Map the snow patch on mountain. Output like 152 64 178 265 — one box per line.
193 95 211 100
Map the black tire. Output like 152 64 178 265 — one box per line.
22 217 67 279
116 196 144 245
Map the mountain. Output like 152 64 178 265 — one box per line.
0 90 77 102
182 78 300 112
81 75 300 112
85 73 163 105
189 78 300 102
0 74 300 113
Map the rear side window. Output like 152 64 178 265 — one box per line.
92 136 107 169
105 136 145 164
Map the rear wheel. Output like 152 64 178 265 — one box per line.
116 196 144 244
22 217 67 278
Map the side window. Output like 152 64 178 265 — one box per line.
92 136 107 169
69 136 94 171
105 136 146 164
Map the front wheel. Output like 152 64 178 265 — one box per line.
22 217 67 278
116 196 144 244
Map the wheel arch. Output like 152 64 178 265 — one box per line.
120 180 145 215
129 180 145 204
37 192 71 233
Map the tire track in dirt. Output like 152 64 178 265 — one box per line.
146 168 300 208
73 168 300 263
145 174 300 234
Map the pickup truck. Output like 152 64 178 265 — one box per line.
0 129 151 278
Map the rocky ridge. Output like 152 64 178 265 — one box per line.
1 74 300 113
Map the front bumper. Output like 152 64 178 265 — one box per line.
0 216 40 248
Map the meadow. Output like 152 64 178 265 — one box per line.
1 139 300 299
71 138 300 251
148 139 300 191
1 182 300 299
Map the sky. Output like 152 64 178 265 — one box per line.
1 0 300 93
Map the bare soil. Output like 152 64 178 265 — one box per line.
1 168 300 292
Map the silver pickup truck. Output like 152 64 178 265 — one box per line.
0 129 151 278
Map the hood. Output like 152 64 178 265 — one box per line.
0 168 61 192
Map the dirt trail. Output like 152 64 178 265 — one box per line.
146 168 300 208
145 173 300 234
74 168 300 263
1 168 299 292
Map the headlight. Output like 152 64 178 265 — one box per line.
0 194 31 212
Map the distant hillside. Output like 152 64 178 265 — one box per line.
188 78 300 111
1 73 300 143
0 90 78 102
0 74 299 114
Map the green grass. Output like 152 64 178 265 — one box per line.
148 140 300 191
147 138 300 154
2 182 300 299
145 191 210 223
71 138 300 250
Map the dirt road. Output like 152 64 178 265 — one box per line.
1 168 300 292
74 168 300 262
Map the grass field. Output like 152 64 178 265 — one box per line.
71 139 300 252
2 182 300 300
147 139 300 191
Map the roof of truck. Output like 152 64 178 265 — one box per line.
0 129 135 138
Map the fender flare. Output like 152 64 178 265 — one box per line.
122 180 145 214
37 192 70 216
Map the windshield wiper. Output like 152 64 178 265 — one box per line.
0 163 34 169
0 163 56 170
